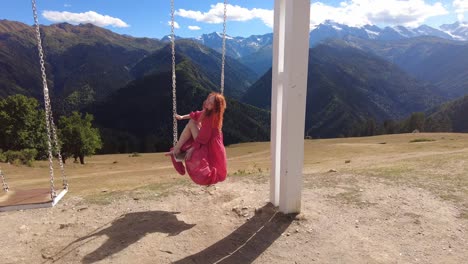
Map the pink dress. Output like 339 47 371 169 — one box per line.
182 110 227 185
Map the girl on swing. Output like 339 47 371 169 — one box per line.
166 92 227 185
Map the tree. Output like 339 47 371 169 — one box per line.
0 95 48 158
407 112 425 132
383 119 397 134
364 118 377 136
59 112 102 164
425 114 452 132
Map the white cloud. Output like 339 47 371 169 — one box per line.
188 25 201 30
175 3 273 27
176 1 448 29
42 10 129 28
64 4 71 8
167 21 180 29
310 0 448 28
453 0 468 21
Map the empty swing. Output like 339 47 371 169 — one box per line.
167 0 228 186
0 0 68 212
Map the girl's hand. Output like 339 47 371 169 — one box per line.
175 114 183 120
185 147 195 160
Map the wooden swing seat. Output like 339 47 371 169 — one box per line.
0 187 67 212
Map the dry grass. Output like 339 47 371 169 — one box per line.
1 132 467 215
1 133 468 264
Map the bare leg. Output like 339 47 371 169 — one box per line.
173 119 200 154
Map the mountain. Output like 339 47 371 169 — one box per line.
0 20 257 114
0 21 45 99
88 58 270 153
0 20 164 112
412 25 455 39
310 20 457 45
191 21 463 63
311 22 382 45
440 21 468 41
131 39 258 98
242 41 443 138
426 95 468 132
163 32 274 60
0 20 269 153
157 21 468 77
341 36 468 98
211 21 461 76
239 44 273 76
160 35 183 42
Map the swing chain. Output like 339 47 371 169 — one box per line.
220 0 227 95
170 1 225 145
49 111 68 189
170 0 178 147
32 0 55 198
32 0 68 197
0 170 9 192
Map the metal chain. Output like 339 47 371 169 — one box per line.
0 170 9 192
32 0 57 198
220 0 227 95
171 0 178 147
48 108 68 189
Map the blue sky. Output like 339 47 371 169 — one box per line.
0 1 466 39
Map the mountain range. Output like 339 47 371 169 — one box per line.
177 22 468 100
88 57 269 153
242 41 445 138
0 20 266 152
161 20 468 77
309 20 468 44
0 19 467 152
0 20 162 105
0 20 256 107
164 20 468 59
339 36 468 99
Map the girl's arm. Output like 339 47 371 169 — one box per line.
175 114 190 120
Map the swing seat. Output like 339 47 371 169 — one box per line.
0 1 71 213
0 187 67 212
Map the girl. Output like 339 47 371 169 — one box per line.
167 92 227 185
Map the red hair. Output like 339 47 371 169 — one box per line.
211 92 226 130
201 92 226 130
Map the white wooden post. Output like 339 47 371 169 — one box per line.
270 0 285 206
270 0 310 214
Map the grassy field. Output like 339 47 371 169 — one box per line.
1 132 467 264
1 133 467 208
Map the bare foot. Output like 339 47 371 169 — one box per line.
165 147 180 157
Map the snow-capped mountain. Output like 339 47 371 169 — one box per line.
196 32 273 59
310 20 456 45
412 25 453 39
310 21 380 44
160 35 183 42
161 21 467 61
162 31 273 59
440 21 468 41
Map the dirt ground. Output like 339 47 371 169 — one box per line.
0 133 467 263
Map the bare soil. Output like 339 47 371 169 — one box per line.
0 133 467 264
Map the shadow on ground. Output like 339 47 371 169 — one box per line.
48 211 195 264
174 203 295 264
